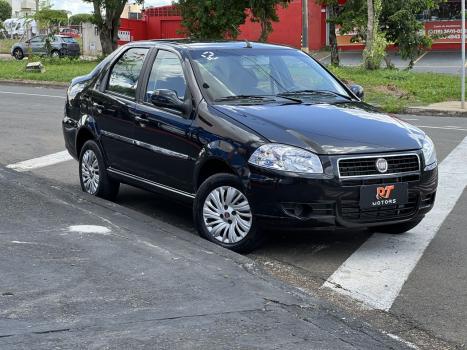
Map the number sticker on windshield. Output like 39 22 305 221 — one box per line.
201 51 218 61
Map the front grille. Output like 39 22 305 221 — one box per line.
340 193 418 223
338 154 420 178
341 174 420 187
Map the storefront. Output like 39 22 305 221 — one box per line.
335 0 465 50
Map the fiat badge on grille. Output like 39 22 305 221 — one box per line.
376 158 388 173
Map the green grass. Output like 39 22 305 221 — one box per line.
0 39 16 54
0 57 98 83
329 66 460 113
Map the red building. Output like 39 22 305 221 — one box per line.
118 0 464 51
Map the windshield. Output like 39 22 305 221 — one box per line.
189 48 350 102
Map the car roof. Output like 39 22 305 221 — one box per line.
125 40 296 51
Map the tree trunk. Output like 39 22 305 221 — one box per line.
328 4 339 66
366 0 374 54
99 26 114 56
93 0 125 56
259 21 268 42
364 0 375 69
384 55 394 69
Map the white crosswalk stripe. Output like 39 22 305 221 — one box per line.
323 136 467 310
6 151 72 172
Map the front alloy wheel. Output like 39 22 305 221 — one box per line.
203 186 253 244
194 173 262 253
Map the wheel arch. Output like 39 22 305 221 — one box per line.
194 140 252 191
75 114 100 157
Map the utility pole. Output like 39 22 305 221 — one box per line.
462 0 465 109
35 0 39 13
302 0 309 52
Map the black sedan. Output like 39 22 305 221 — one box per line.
62 41 438 252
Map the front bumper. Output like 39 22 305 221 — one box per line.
245 152 438 230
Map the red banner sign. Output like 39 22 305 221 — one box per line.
425 20 465 44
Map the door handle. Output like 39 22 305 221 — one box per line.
93 102 104 112
134 115 148 124
129 109 149 124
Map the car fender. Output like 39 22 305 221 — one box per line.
193 140 253 190
75 114 101 153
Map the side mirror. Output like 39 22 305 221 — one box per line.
150 89 187 114
349 84 364 100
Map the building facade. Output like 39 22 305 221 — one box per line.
118 0 464 51
7 0 36 18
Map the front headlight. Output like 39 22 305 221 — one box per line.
421 135 437 170
248 144 323 174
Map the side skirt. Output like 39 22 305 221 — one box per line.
107 168 196 201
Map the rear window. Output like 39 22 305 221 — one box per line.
61 37 77 43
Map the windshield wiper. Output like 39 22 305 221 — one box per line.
215 95 274 102
277 89 352 101
215 94 302 104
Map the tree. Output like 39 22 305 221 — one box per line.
83 0 142 56
34 8 68 27
381 0 440 68
177 0 247 40
316 0 340 66
249 0 290 42
0 0 12 22
178 0 291 42
69 13 94 25
337 0 441 69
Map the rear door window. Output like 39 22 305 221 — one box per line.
107 48 149 99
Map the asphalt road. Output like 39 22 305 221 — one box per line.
317 51 465 75
1 84 466 349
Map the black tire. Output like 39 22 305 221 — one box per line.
193 173 262 253
51 50 60 58
13 48 24 60
371 218 423 234
79 140 119 200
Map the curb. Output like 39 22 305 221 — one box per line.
404 107 467 118
0 79 68 89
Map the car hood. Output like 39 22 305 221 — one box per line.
213 102 426 155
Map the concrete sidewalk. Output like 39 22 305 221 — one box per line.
406 101 467 118
0 166 409 349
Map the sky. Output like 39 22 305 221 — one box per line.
52 0 172 15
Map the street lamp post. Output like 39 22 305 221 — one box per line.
302 0 309 52
462 0 465 109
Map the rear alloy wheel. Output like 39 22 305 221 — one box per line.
13 48 24 60
79 140 119 200
81 149 100 195
194 174 262 253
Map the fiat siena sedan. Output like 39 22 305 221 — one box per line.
62 41 438 252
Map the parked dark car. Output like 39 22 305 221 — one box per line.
11 35 80 60
62 41 438 252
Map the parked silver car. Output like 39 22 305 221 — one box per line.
11 35 80 60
